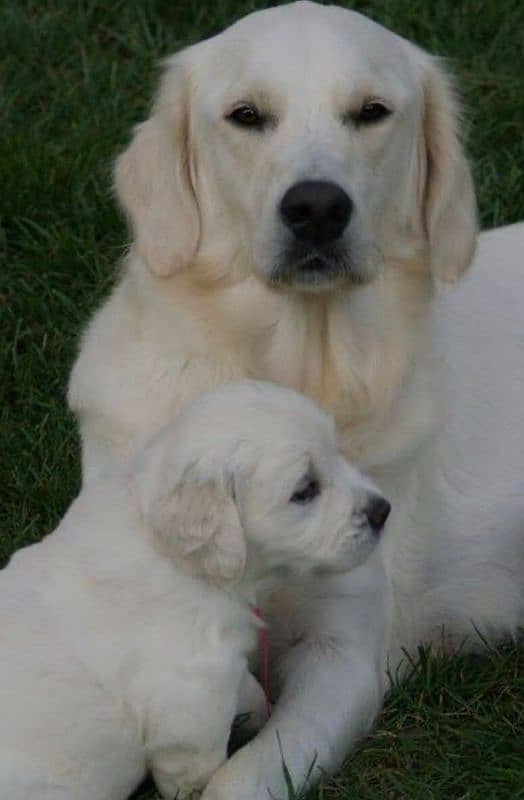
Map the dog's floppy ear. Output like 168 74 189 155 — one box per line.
139 457 246 584
419 58 477 282
114 60 200 277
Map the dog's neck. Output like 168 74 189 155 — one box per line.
130 254 438 471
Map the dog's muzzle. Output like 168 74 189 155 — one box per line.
270 180 357 290
279 180 353 242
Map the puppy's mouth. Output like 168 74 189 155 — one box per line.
314 530 378 576
269 243 367 292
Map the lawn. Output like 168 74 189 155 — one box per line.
1 1 523 798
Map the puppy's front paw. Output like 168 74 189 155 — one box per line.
155 773 207 800
152 747 225 800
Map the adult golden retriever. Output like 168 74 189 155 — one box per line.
68 3 524 798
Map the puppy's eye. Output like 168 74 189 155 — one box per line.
227 104 263 128
355 101 391 125
290 476 320 504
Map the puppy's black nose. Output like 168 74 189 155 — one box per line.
279 181 353 242
363 495 391 534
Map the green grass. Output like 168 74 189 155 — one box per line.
1 1 523 798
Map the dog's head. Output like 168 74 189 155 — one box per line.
134 381 390 585
115 2 476 292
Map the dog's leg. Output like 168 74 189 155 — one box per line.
0 753 89 799
202 552 391 800
234 670 269 733
144 664 242 800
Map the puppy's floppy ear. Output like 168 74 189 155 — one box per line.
114 60 200 277
139 461 246 584
173 477 246 583
419 58 478 282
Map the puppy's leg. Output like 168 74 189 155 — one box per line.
0 756 83 799
145 666 242 800
202 553 390 800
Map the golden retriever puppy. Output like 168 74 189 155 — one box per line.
0 381 390 800
67 3 524 798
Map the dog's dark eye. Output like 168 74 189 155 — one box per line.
227 104 263 128
290 477 320 504
356 101 391 125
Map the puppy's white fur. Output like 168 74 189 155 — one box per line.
67 3 524 798
0 381 385 799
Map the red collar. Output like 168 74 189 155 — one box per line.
251 606 272 717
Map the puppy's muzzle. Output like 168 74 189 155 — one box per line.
362 494 391 535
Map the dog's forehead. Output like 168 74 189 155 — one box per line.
177 381 337 458
194 2 415 103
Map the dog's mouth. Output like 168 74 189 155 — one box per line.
298 254 334 275
269 243 367 291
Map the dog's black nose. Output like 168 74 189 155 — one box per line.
363 495 391 534
279 181 353 242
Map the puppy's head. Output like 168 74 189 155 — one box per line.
115 2 476 291
134 380 390 585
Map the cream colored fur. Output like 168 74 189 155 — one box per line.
67 4 524 799
0 381 386 799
